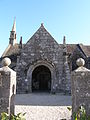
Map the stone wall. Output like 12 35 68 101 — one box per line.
0 58 16 118
71 58 90 116
16 24 65 93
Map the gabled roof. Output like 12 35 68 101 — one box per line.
1 23 90 58
66 44 77 53
79 44 90 57
26 23 59 45
2 43 90 58
64 44 90 57
1 44 20 57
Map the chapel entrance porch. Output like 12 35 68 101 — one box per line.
32 65 51 92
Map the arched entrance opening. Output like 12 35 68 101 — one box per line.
32 65 51 92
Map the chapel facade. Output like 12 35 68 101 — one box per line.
1 20 90 94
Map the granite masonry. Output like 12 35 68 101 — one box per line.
1 20 90 94
72 58 90 116
0 58 16 118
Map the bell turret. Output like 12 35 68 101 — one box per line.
9 18 16 45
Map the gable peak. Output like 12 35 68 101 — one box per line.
41 23 44 27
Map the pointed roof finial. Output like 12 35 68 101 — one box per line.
12 17 16 32
41 23 44 27
63 36 66 45
19 36 22 48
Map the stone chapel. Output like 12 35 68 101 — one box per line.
1 20 90 94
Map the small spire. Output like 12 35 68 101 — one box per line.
12 17 16 32
63 36 66 45
19 36 22 48
63 36 67 54
20 36 22 44
9 17 17 45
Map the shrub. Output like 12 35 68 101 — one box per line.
67 106 90 120
1 112 26 120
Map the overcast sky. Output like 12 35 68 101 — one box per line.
0 0 90 57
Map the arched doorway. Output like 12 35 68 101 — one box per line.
32 65 51 92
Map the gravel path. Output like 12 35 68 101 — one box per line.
15 93 72 120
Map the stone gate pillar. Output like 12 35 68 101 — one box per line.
71 58 90 116
0 58 16 118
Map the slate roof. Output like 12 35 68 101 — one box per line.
1 44 20 57
1 43 90 58
66 44 77 53
79 44 90 57
66 44 90 57
1 23 90 58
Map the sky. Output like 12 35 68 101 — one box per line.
0 0 90 57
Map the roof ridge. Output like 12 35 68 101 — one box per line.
1 44 11 57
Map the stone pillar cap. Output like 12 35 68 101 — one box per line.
76 58 85 67
2 57 11 66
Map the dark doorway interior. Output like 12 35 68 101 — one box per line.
32 65 51 92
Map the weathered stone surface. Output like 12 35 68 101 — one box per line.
2 23 90 94
16 24 71 94
71 58 90 116
0 58 16 118
2 57 11 66
76 58 85 67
